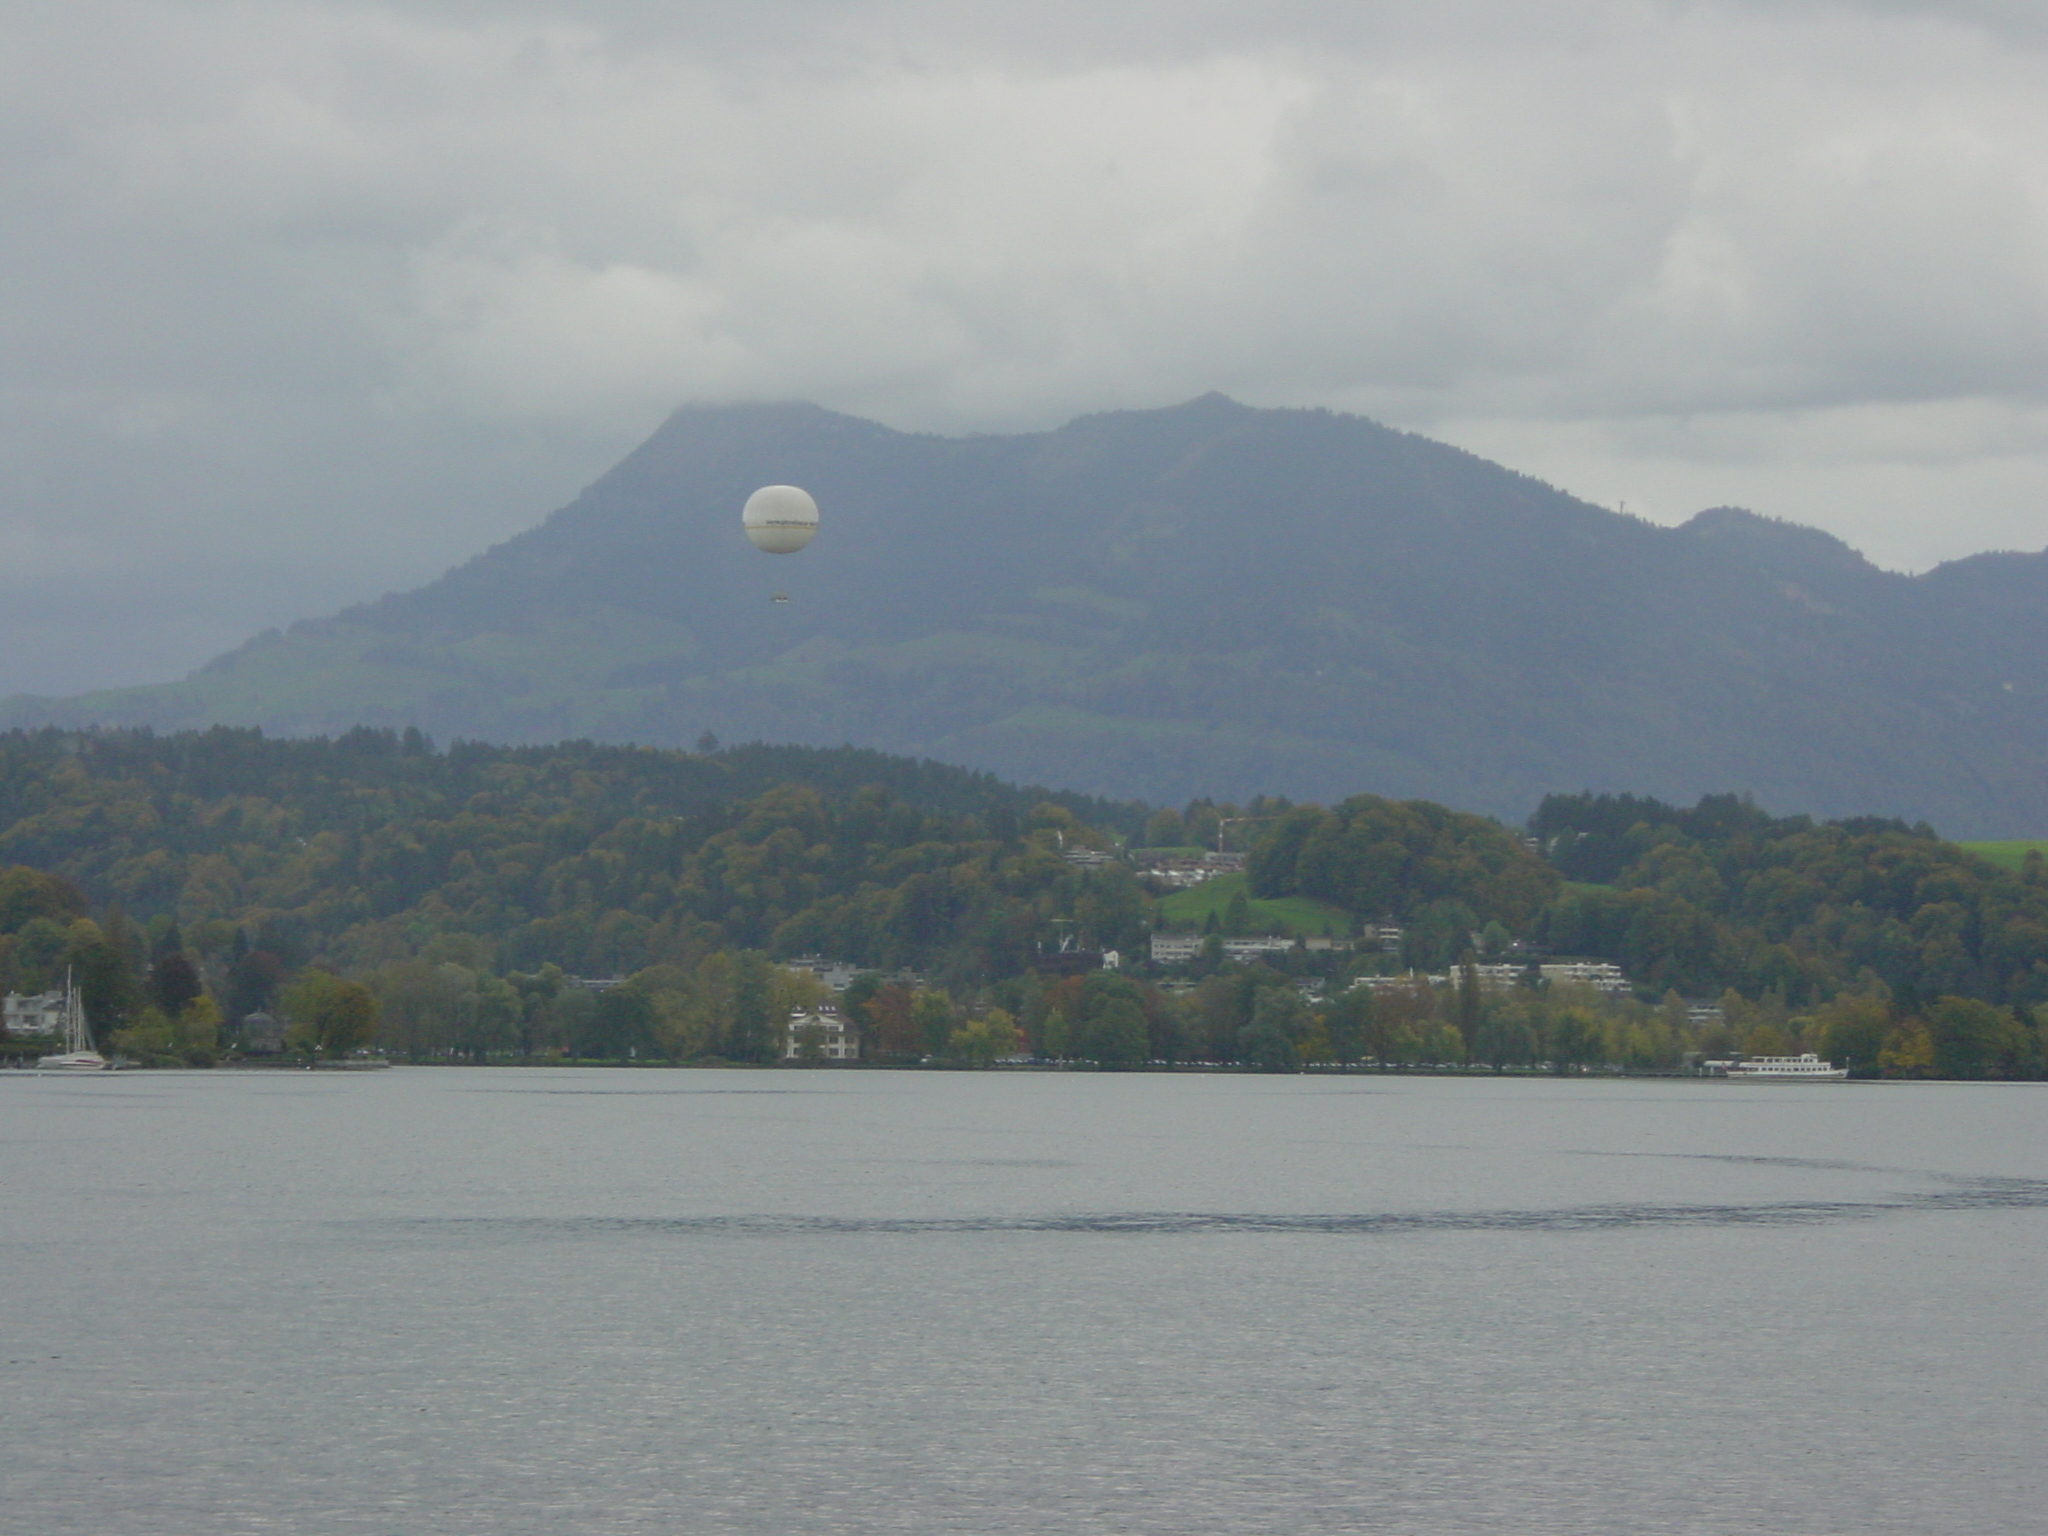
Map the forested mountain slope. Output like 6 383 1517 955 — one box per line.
0 728 1144 986
3 730 2045 1078
10 396 2048 832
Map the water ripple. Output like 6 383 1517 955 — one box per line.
346 1174 2048 1242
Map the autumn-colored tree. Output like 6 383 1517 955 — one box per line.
1924 995 2037 1079
862 983 921 1061
0 866 86 934
1740 1021 1793 1057
948 1008 1020 1067
1813 992 1891 1076
281 971 380 1057
1879 1021 1936 1078
912 988 958 1057
1545 1004 1604 1073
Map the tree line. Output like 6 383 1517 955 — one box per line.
2 728 2047 1078
1528 791 2048 1011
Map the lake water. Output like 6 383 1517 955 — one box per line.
3 1068 2045 1534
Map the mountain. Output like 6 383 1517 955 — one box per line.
9 394 2048 833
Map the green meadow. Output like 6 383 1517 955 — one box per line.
1960 841 2048 872
1154 872 1352 936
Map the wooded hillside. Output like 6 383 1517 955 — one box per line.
2 729 2044 1078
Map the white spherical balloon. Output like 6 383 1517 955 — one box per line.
742 485 819 554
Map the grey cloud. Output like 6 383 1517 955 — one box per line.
4 0 2048 693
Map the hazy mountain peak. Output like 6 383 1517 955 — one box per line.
1679 505 1877 574
7 398 2048 834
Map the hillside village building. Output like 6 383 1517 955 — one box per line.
1131 855 1216 888
240 1012 285 1054
1466 963 1527 991
1222 936 1297 961
2 991 66 1036
1349 961 1636 997
1348 973 1436 996
784 1006 859 1062
782 956 863 992
1539 961 1631 994
1149 932 1354 965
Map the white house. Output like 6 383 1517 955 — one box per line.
1149 933 1204 964
784 1007 859 1062
1539 961 1632 995
2 991 67 1036
1464 963 1526 991
1221 936 1296 962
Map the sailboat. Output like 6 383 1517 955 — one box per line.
36 970 107 1072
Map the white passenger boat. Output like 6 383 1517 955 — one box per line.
1724 1052 1847 1081
35 973 107 1073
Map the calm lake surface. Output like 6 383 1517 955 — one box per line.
4 1068 2045 1534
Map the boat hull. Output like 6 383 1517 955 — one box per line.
1722 1051 1847 1081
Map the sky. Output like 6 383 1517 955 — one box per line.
6 0 2048 696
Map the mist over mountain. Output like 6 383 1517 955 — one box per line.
9 395 2048 834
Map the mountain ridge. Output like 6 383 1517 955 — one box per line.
8 395 2048 834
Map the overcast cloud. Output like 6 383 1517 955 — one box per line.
5 0 2048 694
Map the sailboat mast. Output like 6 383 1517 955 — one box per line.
65 967 93 1055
